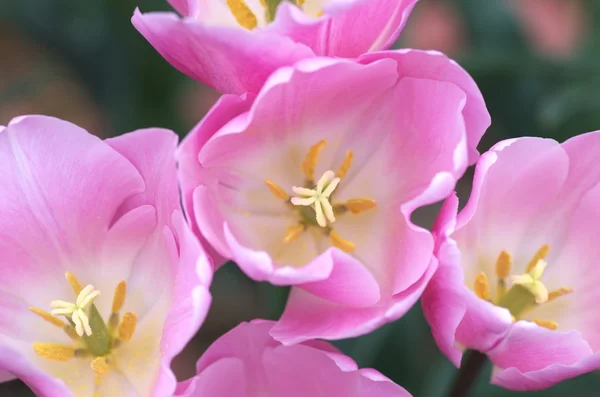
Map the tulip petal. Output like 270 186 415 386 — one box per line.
131 9 315 94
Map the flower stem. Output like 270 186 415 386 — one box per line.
448 350 488 397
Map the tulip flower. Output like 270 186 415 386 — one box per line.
177 52 489 343
0 116 212 396
422 132 600 390
175 320 412 396
132 0 419 94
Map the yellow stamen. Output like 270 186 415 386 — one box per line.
65 272 82 294
330 230 355 253
525 244 550 273
336 150 353 179
259 0 266 6
265 179 289 200
474 272 491 301
301 140 327 181
344 198 377 214
226 0 258 30
495 251 511 279
112 281 127 313
533 319 558 330
91 357 110 377
30 307 67 329
33 342 74 362
316 9 324 17
283 224 305 244
548 287 574 302
118 312 137 342
296 0 305 6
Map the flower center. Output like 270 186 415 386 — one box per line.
30 272 138 378
473 245 573 330
227 0 323 30
264 140 377 253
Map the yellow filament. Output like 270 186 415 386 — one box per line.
259 0 266 6
33 342 75 362
112 281 127 313
302 140 327 181
283 224 305 244
344 198 377 214
533 319 558 330
495 251 511 279
226 0 258 30
336 150 353 179
30 307 66 329
65 272 83 294
525 244 550 273
330 230 355 253
548 287 574 302
265 179 289 200
91 357 110 376
474 272 491 301
118 312 137 342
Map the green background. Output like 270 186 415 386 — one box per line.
1 0 600 395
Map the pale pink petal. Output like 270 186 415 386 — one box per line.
132 9 315 94
492 353 600 391
177 94 254 267
0 345 82 397
182 320 410 396
177 358 247 397
269 0 417 56
359 49 491 164
152 211 213 397
107 128 179 225
167 0 190 16
0 115 144 310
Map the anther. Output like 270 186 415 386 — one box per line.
33 342 75 362
336 150 353 179
118 312 137 342
548 287 573 302
91 357 110 377
495 251 511 279
226 0 258 30
329 230 355 253
533 319 558 330
283 224 305 244
344 198 377 215
30 307 67 329
112 281 127 313
301 140 327 181
526 244 550 273
265 179 289 200
474 272 491 301
65 272 83 295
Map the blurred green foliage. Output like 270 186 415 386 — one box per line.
1 0 600 396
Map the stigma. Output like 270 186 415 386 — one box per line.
264 140 377 254
472 244 573 330
30 272 138 377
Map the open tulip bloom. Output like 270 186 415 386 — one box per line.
422 132 600 390
0 116 212 397
178 52 490 344
174 320 411 397
132 0 418 94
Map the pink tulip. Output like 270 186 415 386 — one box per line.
422 132 600 390
0 116 212 396
132 0 419 95
177 52 489 343
175 320 411 396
